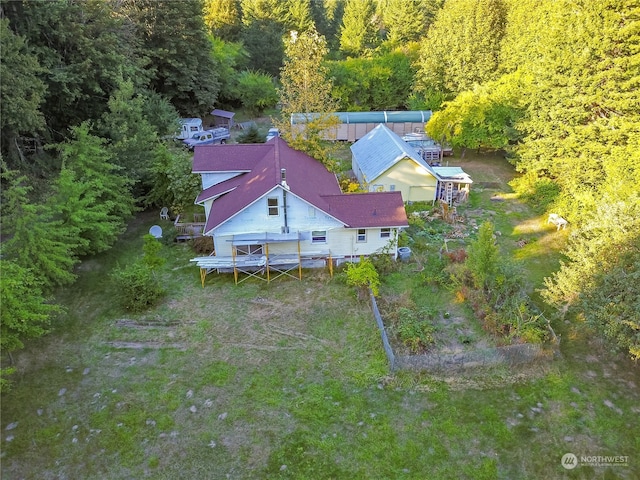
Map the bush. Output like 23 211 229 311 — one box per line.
110 261 165 312
236 124 264 144
395 307 435 353
345 257 380 297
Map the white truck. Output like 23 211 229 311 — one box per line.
177 118 204 140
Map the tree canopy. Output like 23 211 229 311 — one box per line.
2 0 639 363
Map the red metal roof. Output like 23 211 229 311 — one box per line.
193 137 407 233
192 144 267 172
322 192 409 228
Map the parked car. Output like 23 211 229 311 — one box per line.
183 127 230 150
265 128 280 142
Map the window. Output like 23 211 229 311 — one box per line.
380 228 391 238
373 184 384 192
312 230 326 243
267 197 279 216
357 229 367 243
389 185 396 192
236 244 263 255
190 125 199 132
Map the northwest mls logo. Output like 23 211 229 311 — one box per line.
562 452 629 469
561 453 578 470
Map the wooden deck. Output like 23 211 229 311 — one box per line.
190 250 332 286
174 213 205 241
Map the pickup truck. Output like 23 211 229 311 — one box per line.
183 127 230 150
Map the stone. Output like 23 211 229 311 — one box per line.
5 422 18 431
58 388 67 396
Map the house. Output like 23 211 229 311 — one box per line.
190 137 408 284
351 124 472 205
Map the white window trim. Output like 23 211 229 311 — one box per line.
356 229 367 243
267 197 279 216
380 228 391 238
312 230 327 244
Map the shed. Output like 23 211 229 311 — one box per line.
211 109 235 129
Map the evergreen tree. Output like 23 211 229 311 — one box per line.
119 0 220 116
98 80 161 192
50 123 135 256
0 259 61 353
3 0 141 139
1 167 77 289
241 19 286 76
0 18 46 168
283 0 315 33
339 0 378 56
415 0 507 95
381 0 429 47
311 0 345 52
507 0 640 222
203 0 242 40
236 124 265 143
466 221 499 291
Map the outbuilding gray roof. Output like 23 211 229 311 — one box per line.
350 124 439 183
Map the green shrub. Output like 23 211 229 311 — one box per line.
110 261 165 312
345 257 380 297
395 307 435 353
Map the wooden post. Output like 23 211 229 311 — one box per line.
329 253 333 277
232 246 238 285
200 268 206 288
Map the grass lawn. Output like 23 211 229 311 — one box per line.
2 153 639 479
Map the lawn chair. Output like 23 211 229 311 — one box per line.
160 207 169 220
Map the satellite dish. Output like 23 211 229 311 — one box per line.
149 225 163 238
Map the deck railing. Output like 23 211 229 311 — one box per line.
174 214 205 240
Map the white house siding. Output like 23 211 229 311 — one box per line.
211 187 344 256
367 158 437 203
324 227 397 258
200 171 243 190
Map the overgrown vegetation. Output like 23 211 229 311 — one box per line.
446 222 548 344
110 235 166 312
344 257 380 297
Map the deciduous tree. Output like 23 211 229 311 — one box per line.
276 28 340 170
